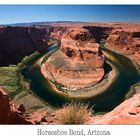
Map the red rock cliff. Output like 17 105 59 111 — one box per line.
60 27 102 62
84 26 113 43
0 87 32 124
106 26 140 64
41 27 105 89
0 26 50 66
50 25 69 39
0 87 55 124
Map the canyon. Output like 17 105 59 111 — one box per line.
0 22 140 124
0 26 51 66
41 27 105 89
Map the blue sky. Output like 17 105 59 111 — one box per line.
0 5 140 24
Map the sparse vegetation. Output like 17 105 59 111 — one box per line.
55 103 93 124
0 65 22 97
48 38 61 46
18 52 40 93
18 52 40 67
0 52 40 98
41 52 53 65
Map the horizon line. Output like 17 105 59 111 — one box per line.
1 20 140 26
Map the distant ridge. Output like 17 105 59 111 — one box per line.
2 21 87 26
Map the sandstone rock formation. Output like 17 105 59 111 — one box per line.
41 27 105 89
50 25 69 39
1 23 140 124
0 26 50 66
0 87 31 124
60 28 102 61
84 26 113 43
106 26 140 64
89 93 140 124
2 85 140 124
0 87 55 124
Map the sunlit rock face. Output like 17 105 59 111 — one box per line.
50 26 69 39
89 93 140 124
41 27 105 89
60 28 102 63
106 27 140 64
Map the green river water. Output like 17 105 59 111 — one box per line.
22 44 140 112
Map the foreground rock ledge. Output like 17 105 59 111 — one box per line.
89 93 140 124
0 87 54 124
41 27 105 89
1 86 140 124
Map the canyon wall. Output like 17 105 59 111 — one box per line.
106 26 140 64
0 87 31 124
50 25 114 43
50 25 69 39
0 26 51 66
84 26 113 43
1 23 140 124
0 87 55 124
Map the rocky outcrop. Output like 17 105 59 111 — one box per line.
0 87 31 124
2 85 140 124
60 28 103 62
84 26 113 43
0 26 50 66
0 87 55 124
41 27 105 89
1 23 140 124
50 25 69 39
50 24 140 62
106 26 140 64
50 25 113 43
89 93 140 124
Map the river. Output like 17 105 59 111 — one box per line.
22 43 140 112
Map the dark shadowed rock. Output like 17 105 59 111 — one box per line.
0 26 50 66
0 87 31 124
0 87 55 124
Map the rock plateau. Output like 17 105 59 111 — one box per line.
41 27 105 89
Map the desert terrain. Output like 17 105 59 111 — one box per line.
0 22 140 124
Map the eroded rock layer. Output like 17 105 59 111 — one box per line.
0 26 50 66
89 93 140 124
106 25 140 64
0 87 31 124
41 27 105 89
0 87 55 124
83 26 113 43
1 23 140 124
